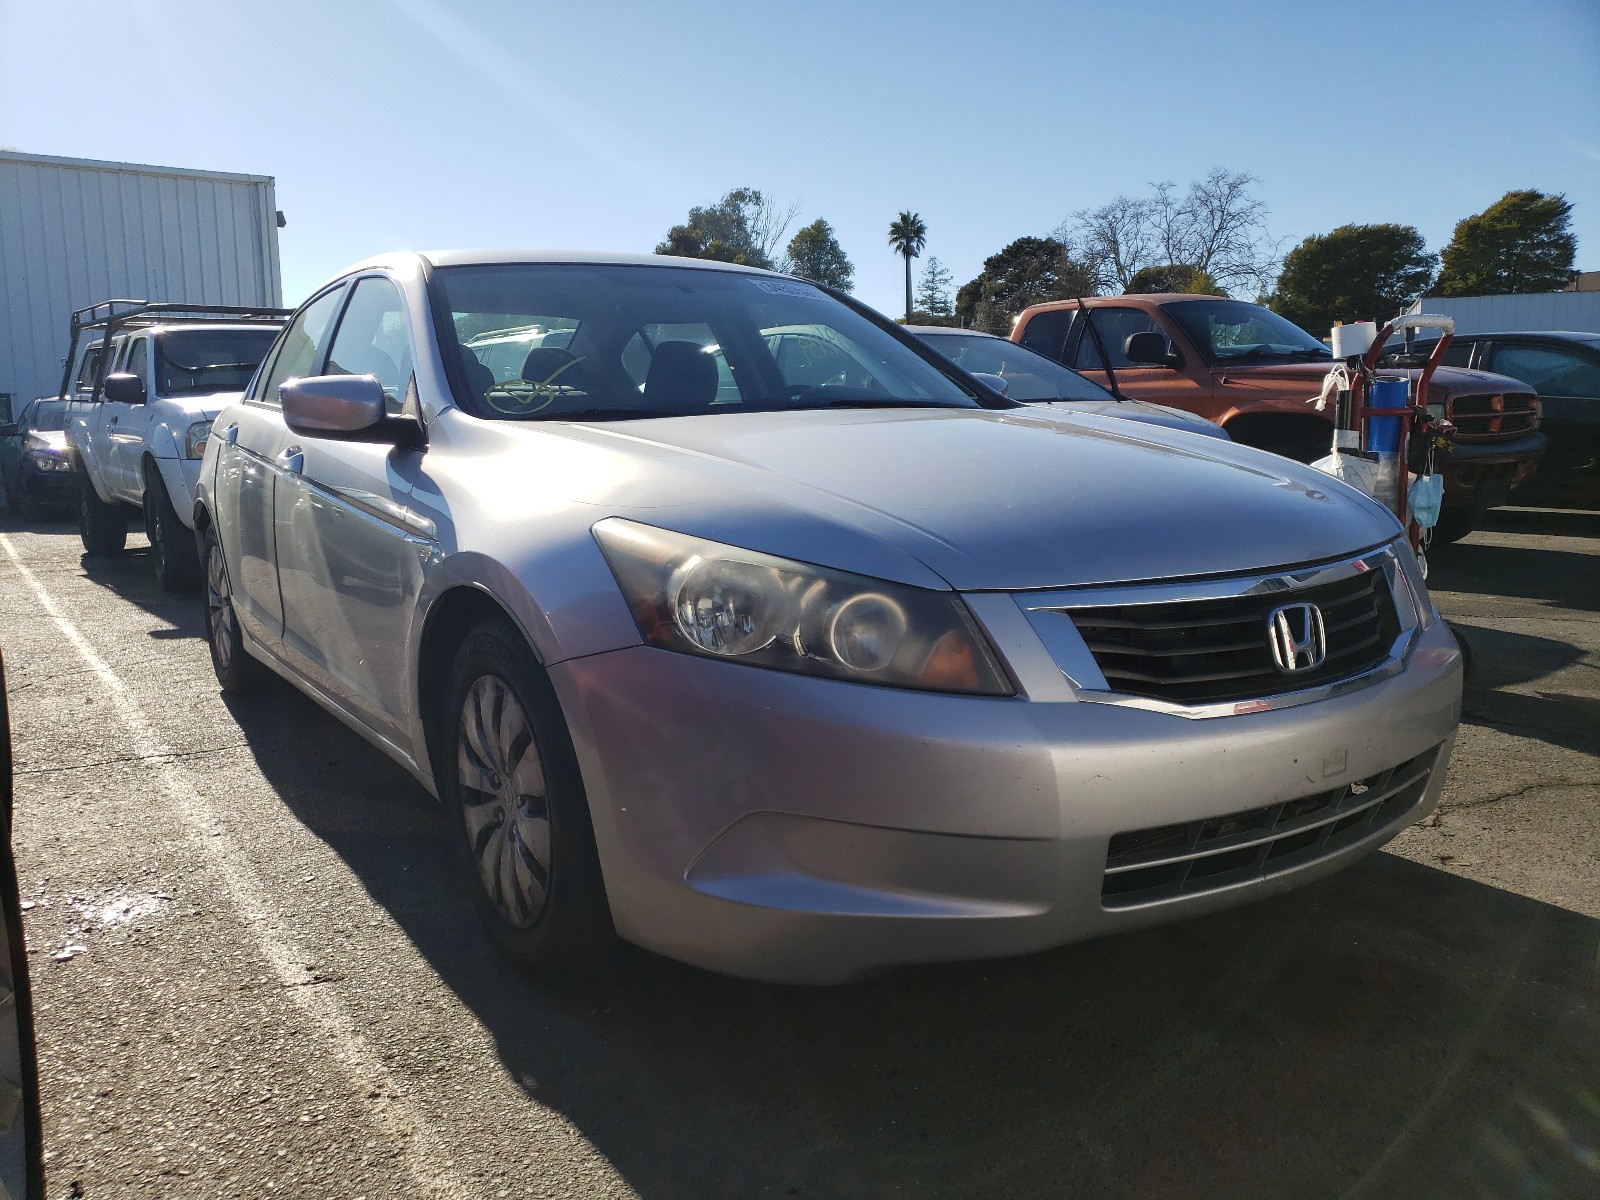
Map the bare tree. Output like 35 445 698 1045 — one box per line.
1065 168 1280 296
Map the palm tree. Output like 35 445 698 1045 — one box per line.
887 211 928 322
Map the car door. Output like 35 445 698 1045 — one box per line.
0 401 32 501
1066 306 1216 416
108 336 155 500
213 285 348 654
1484 338 1600 482
272 274 430 746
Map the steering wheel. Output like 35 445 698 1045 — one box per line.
483 378 570 415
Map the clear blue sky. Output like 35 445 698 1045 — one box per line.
3 0 1597 315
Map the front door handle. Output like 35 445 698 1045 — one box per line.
278 446 304 475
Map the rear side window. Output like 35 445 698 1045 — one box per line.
257 287 346 407
1016 309 1073 362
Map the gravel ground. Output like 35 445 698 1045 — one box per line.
0 505 1594 1200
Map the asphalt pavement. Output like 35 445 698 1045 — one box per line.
0 507 1594 1199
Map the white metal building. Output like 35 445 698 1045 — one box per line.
1405 290 1600 336
0 150 283 416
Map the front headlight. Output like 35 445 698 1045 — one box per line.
594 518 1013 696
1391 536 1437 630
184 420 213 459
25 449 72 472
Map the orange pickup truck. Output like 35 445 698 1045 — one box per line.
1012 295 1546 541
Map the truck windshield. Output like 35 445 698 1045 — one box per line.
1164 300 1332 365
436 263 986 421
28 400 68 431
155 329 279 397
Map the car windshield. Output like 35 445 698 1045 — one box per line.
915 331 1114 403
1164 299 1332 364
27 400 68 431
436 263 985 420
155 328 280 397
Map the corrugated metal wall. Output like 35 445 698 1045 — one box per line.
1406 292 1600 336
0 151 282 416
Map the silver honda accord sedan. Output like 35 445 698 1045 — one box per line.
194 250 1463 985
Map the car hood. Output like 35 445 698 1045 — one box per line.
23 431 68 453
498 407 1399 591
1026 397 1229 438
1218 361 1532 398
153 390 244 420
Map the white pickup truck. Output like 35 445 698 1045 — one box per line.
62 302 286 590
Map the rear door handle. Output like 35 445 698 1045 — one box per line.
278 447 304 475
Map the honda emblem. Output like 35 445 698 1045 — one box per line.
1267 603 1327 673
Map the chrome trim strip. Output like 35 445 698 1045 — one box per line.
1018 544 1417 720
1103 762 1432 875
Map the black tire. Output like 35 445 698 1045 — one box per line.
441 618 612 981
77 471 128 555
143 467 202 592
14 480 36 522
202 523 268 694
1429 507 1481 546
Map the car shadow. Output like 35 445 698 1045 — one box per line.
1428 539 1599 612
221 687 1599 1200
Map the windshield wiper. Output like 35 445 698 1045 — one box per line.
814 398 957 409
534 406 685 422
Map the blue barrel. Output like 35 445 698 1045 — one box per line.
1367 378 1408 453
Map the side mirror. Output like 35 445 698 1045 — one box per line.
970 371 1010 396
1124 332 1180 367
102 373 147 404
281 375 387 437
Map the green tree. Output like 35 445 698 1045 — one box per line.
913 256 954 318
785 219 855 290
1269 224 1437 333
656 187 798 270
1126 264 1225 295
954 237 1095 333
1437 190 1576 296
887 211 928 322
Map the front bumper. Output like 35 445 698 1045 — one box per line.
551 615 1464 984
1438 430 1545 509
19 458 78 508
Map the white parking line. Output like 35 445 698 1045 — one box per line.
0 534 469 1199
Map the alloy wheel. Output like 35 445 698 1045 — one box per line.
456 675 552 929
205 544 234 673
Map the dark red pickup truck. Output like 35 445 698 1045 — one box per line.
1012 294 1546 541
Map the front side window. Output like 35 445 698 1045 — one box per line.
325 278 413 413
258 288 347 407
124 338 149 388
1163 300 1332 365
434 264 983 421
1073 308 1167 370
155 328 280 398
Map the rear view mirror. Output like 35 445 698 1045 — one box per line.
102 373 147 404
971 372 1010 396
281 375 386 437
1124 332 1180 367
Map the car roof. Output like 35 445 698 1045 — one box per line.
339 248 779 275
1450 330 1600 344
904 325 994 337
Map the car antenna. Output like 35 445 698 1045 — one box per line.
1076 299 1125 401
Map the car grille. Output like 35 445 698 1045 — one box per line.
1447 392 1539 440
1066 569 1401 706
1101 745 1440 908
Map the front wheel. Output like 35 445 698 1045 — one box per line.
202 524 268 694
144 470 201 592
441 619 612 981
1429 507 1481 546
77 473 127 555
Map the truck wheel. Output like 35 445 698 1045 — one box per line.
1429 508 1480 546
202 524 267 694
143 469 201 592
440 618 613 982
77 472 127 556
